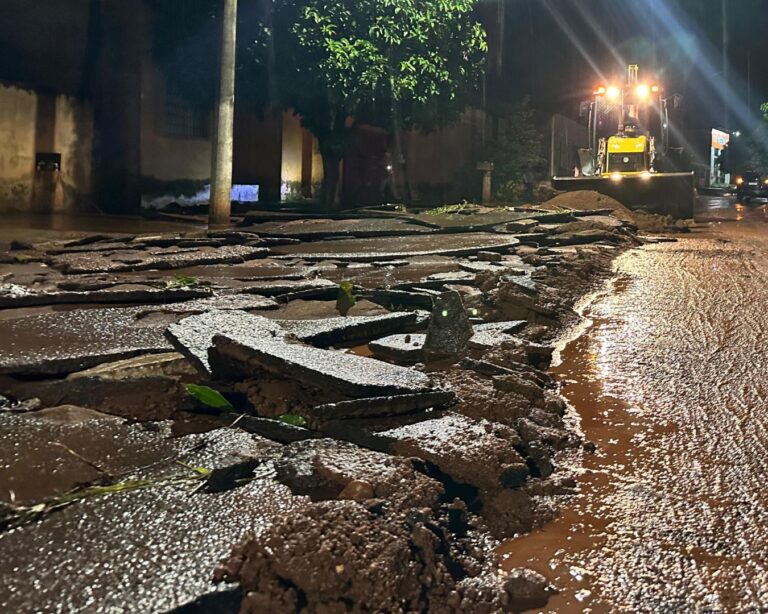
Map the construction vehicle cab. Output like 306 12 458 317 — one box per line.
553 65 695 218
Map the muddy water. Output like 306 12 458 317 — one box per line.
501 220 768 611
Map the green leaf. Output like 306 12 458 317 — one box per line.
277 414 307 427
336 280 357 316
166 274 207 289
184 384 234 410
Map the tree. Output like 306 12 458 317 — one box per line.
251 0 487 207
743 103 768 173
147 0 486 208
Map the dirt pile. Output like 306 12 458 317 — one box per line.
215 499 552 613
537 190 694 232
537 190 636 221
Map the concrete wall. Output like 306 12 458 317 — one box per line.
0 86 36 211
280 111 306 200
139 66 211 185
280 111 323 201
0 83 93 213
233 109 283 203
54 95 94 211
404 107 486 203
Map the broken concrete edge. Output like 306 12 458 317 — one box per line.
210 334 435 398
0 348 174 378
311 390 456 421
216 412 320 444
0 287 213 310
279 311 423 348
271 239 521 263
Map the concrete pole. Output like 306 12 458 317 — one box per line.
722 0 729 131
482 170 493 204
209 0 237 226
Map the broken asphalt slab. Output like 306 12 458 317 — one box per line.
369 321 527 364
271 438 443 510
0 284 212 309
240 217 435 240
0 307 174 377
322 412 527 491
166 310 428 374
310 390 455 421
278 311 426 347
136 293 279 318
166 310 285 374
270 233 520 262
0 427 305 613
212 333 436 398
237 278 337 297
50 245 270 274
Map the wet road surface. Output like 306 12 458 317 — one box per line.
501 201 768 611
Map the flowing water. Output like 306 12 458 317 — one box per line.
501 213 768 612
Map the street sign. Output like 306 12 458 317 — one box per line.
711 129 730 150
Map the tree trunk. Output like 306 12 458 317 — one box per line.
320 149 342 210
209 0 238 226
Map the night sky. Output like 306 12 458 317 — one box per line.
492 0 768 138
1 0 766 161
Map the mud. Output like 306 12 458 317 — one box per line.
0 199 639 612
216 498 551 613
499 217 768 611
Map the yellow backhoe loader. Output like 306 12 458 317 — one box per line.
552 65 695 218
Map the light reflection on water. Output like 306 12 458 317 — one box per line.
499 226 768 611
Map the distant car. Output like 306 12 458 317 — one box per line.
735 172 768 203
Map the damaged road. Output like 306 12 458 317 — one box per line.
0 193 646 612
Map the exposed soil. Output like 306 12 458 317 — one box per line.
500 213 768 611
0 201 639 612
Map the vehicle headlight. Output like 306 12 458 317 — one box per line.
610 172 623 182
736 177 744 185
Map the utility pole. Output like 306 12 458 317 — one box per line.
721 0 729 131
209 0 237 226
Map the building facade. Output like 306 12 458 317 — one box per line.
0 0 498 215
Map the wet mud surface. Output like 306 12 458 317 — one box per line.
501 211 768 611
0 197 646 612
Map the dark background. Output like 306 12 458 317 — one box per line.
1 0 765 167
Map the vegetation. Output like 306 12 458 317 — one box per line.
423 203 473 215
277 414 308 427
1 464 210 530
264 0 486 206
335 280 356 316
165 275 210 289
184 384 235 411
150 0 487 208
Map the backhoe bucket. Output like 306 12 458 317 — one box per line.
552 172 695 219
